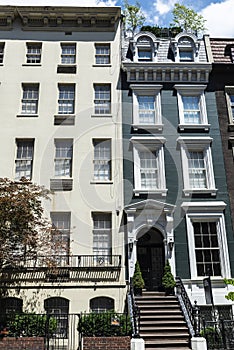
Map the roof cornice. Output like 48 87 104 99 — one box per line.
0 5 121 31
122 62 212 83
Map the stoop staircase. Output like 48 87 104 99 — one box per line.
135 291 191 350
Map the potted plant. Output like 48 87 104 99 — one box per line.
162 260 176 295
132 261 145 296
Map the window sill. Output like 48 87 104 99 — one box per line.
54 114 75 125
22 63 42 66
183 188 218 196
179 124 210 131
92 64 111 67
90 180 113 184
17 114 39 118
132 124 163 131
91 114 112 118
134 189 168 197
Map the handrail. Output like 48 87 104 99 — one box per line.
128 278 140 338
175 276 201 337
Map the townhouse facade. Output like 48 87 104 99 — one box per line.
0 4 126 332
121 30 234 317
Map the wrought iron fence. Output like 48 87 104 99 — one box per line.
0 313 79 350
202 319 234 350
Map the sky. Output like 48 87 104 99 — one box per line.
0 0 233 38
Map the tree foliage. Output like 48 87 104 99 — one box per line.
171 3 206 34
0 177 55 269
123 0 145 36
224 279 234 301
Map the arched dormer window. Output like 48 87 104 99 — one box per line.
171 32 200 63
178 36 194 61
130 32 159 63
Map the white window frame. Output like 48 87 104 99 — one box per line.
95 43 110 65
225 86 234 128
92 212 112 264
93 139 111 182
60 43 76 65
15 139 34 181
94 84 111 115
26 43 42 64
54 139 73 178
131 136 167 196
174 85 209 130
50 212 71 261
21 84 39 115
130 85 163 131
58 84 75 115
177 137 217 196
181 201 230 281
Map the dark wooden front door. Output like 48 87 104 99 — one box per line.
137 231 164 290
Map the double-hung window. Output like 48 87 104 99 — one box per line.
15 139 34 180
0 43 5 63
94 84 111 115
93 139 111 181
92 213 112 264
54 139 73 178
26 43 42 64
131 85 163 130
177 137 217 196
58 84 75 114
175 85 209 130
50 212 71 264
182 202 230 279
21 84 39 115
95 44 110 64
61 43 76 64
131 136 167 196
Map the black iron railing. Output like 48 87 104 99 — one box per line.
0 313 79 349
202 319 234 350
127 278 140 338
2 255 121 269
175 276 201 337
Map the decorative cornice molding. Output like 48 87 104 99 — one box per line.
122 62 212 83
0 6 121 31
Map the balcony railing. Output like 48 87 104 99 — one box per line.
0 255 122 283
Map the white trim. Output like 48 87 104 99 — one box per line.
174 85 209 130
130 84 163 130
184 210 231 280
130 137 167 196
225 86 234 127
177 137 217 196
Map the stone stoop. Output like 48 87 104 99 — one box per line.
135 291 191 350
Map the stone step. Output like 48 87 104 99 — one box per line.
140 320 187 326
140 326 189 332
145 339 190 345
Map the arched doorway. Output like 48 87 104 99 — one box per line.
137 228 164 291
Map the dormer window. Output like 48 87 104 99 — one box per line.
178 36 194 62
137 36 153 61
171 33 199 63
130 32 159 63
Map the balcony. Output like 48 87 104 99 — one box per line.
0 255 122 283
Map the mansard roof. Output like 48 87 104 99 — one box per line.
210 38 234 63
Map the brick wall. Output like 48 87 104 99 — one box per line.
83 336 131 350
0 337 45 350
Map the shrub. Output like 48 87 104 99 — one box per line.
162 260 176 292
6 313 57 337
132 261 144 290
78 311 132 337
